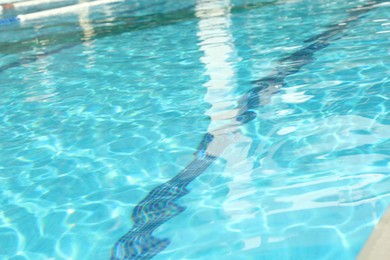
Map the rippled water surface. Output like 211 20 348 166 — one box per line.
1 0 390 259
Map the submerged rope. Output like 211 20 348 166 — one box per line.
112 1 389 259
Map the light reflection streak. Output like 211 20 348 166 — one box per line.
195 0 257 225
78 0 96 69
24 25 58 103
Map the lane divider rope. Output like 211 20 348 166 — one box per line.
0 0 29 5
2 0 71 10
0 0 124 24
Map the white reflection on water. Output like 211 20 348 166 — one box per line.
24 25 58 103
78 0 97 69
195 0 259 234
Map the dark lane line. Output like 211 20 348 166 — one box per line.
111 1 389 259
0 43 79 74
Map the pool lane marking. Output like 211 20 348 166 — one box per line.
0 42 81 74
110 0 390 259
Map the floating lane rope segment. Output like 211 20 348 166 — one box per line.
0 0 124 24
0 16 20 25
2 0 72 10
110 0 390 259
0 0 29 4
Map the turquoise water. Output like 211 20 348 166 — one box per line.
1 0 390 259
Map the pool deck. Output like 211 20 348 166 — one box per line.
358 207 390 259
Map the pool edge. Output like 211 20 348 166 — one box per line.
358 207 390 259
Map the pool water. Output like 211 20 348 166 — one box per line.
1 0 390 259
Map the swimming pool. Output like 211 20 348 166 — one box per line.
0 0 390 259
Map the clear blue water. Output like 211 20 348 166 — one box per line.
1 0 390 259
